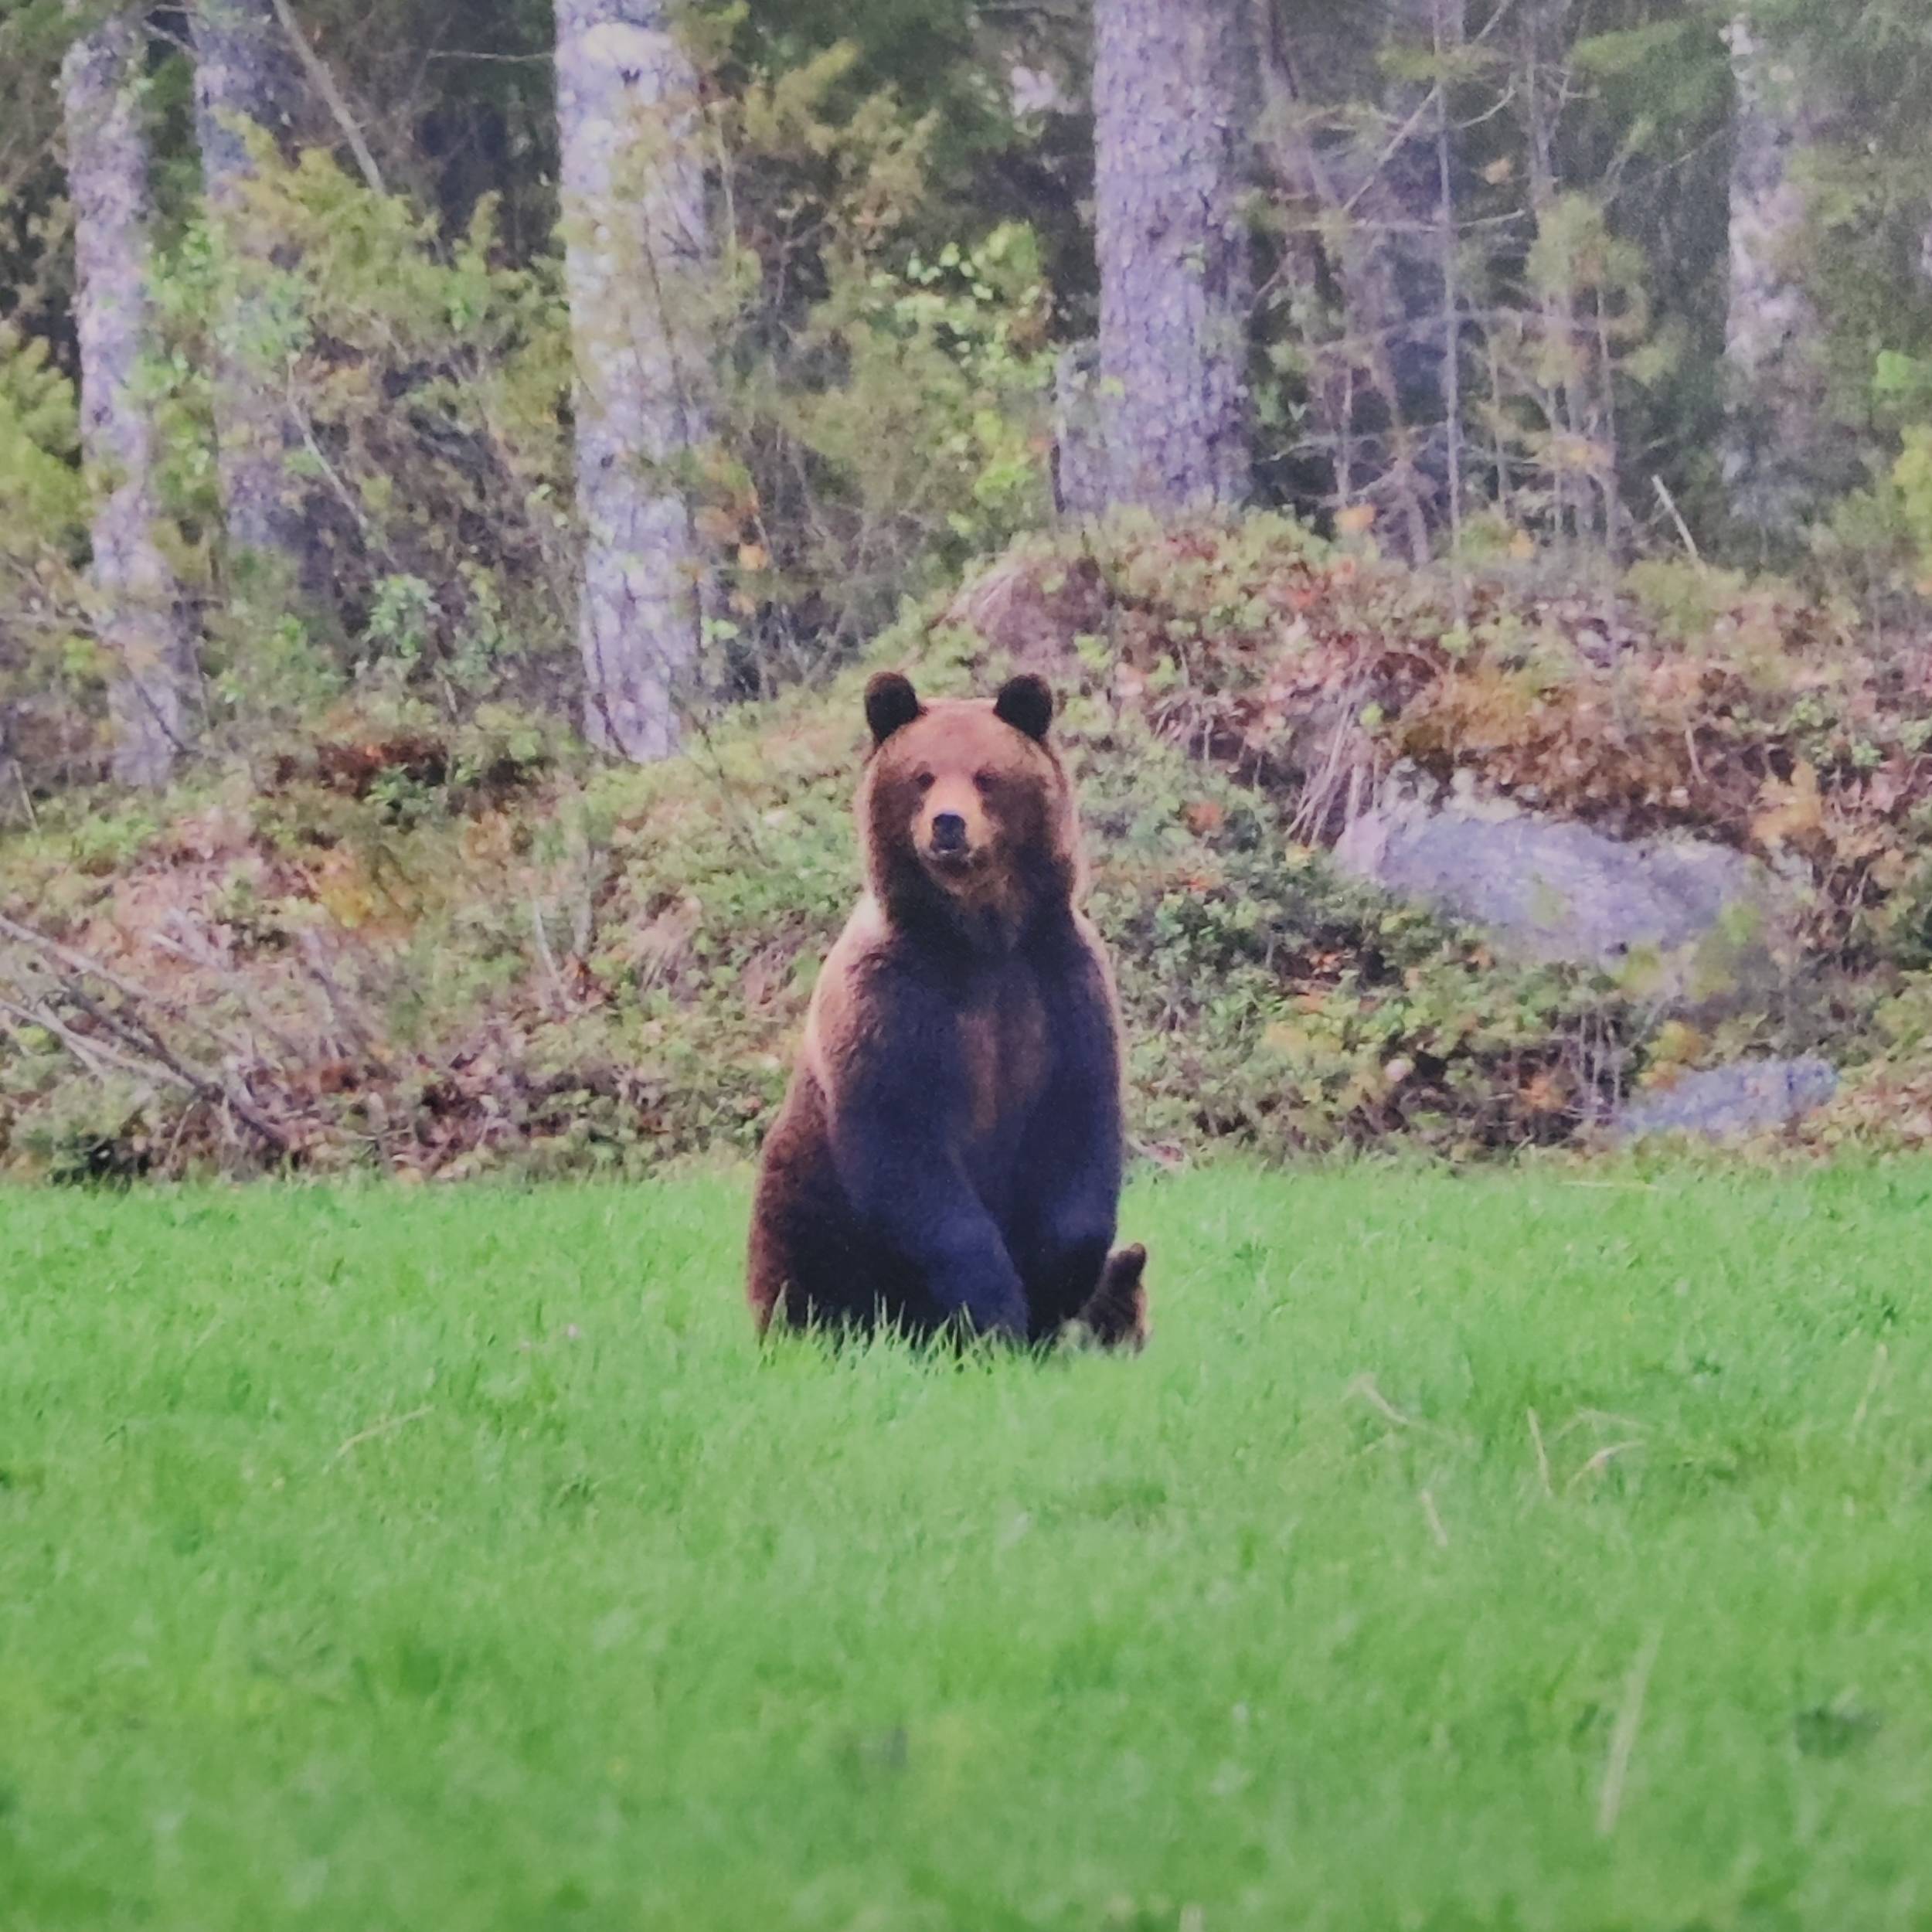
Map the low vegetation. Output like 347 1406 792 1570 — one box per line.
12 517 1932 1179
951 518 1932 959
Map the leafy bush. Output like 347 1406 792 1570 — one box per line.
152 162 576 734
0 325 82 556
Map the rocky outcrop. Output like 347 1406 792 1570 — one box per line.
1612 1058 1838 1141
1334 776 1800 1004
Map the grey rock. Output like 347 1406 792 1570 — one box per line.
1612 1058 1838 1141
1334 780 1798 1003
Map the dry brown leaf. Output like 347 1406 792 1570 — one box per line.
1751 760 1822 849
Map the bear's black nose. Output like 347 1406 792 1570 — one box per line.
930 811 968 852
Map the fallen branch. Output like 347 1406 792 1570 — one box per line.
1651 474 1706 570
0 994 138 1083
0 910 270 1065
2 914 292 1155
153 914 309 1061
267 0 388 198
56 977 291 1154
296 930 383 1059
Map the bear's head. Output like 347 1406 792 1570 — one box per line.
858 671 1081 944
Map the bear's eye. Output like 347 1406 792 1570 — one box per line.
913 771 936 792
972 770 997 795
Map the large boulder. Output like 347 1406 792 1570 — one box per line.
1334 774 1801 1004
1611 1058 1838 1141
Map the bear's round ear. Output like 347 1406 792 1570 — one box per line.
864 672 923 746
994 673 1054 743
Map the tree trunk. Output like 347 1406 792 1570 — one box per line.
63 9 194 789
556 0 711 764
190 0 314 586
1722 13 1836 545
1051 343 1110 519
1522 0 1583 543
1427 0 1465 563
1092 0 1253 514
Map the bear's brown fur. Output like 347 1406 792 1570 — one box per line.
746 671 1148 1348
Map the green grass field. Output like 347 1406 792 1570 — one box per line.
3 1166 1931 1930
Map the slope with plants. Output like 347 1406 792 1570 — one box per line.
13 514 1932 1177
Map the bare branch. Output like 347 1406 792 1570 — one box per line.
267 0 387 197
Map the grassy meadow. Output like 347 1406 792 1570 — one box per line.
3 1165 1931 1930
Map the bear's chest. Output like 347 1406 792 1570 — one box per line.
954 971 1050 1150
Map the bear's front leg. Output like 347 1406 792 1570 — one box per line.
825 995 1029 1342
833 1142 1029 1341
1019 1212 1116 1345
915 1207 1033 1342
1012 927 1127 1342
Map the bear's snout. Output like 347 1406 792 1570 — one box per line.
917 780 987 872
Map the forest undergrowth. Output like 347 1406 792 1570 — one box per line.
9 519 1932 1180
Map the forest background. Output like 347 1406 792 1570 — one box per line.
7 0 1932 1179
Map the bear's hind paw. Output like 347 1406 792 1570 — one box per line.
1061 1243 1150 1354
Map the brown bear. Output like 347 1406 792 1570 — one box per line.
747 670 1148 1349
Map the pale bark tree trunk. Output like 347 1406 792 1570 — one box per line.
1722 14 1836 544
63 9 195 789
1092 0 1253 513
556 0 711 763
190 0 313 585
